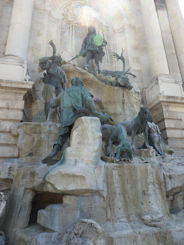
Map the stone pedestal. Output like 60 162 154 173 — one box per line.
145 75 184 154
0 80 33 158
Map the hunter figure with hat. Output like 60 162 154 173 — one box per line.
70 26 107 73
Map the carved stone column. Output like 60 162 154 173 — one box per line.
140 0 169 77
155 0 182 81
5 0 34 60
0 0 34 158
0 0 35 81
165 0 184 85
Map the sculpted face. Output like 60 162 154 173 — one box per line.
140 107 153 122
88 26 96 35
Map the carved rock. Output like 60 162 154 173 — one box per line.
44 117 105 194
15 225 62 245
61 219 105 245
134 148 156 160
37 196 79 233
69 116 102 164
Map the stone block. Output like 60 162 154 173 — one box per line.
0 145 18 158
44 159 105 195
37 196 79 233
0 99 24 110
14 225 62 245
0 109 23 121
105 163 169 220
162 163 184 196
169 192 184 213
145 75 184 153
16 122 60 158
0 79 33 158
0 160 17 181
0 57 26 82
0 121 17 133
61 219 105 245
167 138 184 149
146 75 184 106
44 117 105 194
69 116 102 164
135 148 156 160
0 133 17 144
166 129 184 138
79 194 107 224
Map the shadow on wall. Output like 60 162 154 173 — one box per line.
29 192 63 225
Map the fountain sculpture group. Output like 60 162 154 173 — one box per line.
38 27 164 166
1 25 176 245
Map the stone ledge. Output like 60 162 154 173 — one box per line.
147 95 184 110
0 79 33 90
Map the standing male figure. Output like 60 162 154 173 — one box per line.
79 26 107 73
39 40 68 121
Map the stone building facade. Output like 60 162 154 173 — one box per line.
0 0 184 157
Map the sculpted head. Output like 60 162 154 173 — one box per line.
139 106 153 122
71 77 83 87
88 26 96 35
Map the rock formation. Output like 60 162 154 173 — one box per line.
0 114 184 244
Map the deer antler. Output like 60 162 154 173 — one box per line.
113 52 121 60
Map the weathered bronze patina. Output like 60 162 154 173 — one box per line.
70 26 107 73
39 40 67 120
42 77 112 164
101 49 136 89
102 124 133 161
